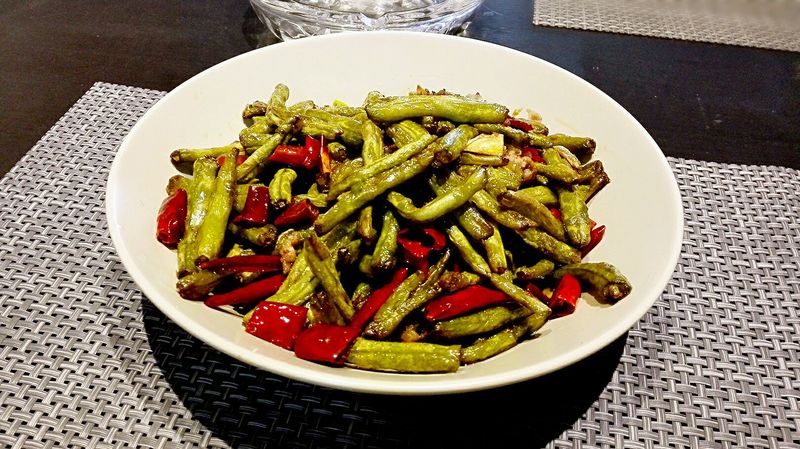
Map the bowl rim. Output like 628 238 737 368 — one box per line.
106 30 684 395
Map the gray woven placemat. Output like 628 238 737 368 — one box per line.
533 0 800 52
1 83 798 449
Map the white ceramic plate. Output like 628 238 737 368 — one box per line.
107 31 683 395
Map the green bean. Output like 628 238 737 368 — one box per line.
366 95 508 124
555 145 582 169
515 186 558 207
346 338 460 373
327 133 435 199
315 149 435 234
240 119 270 146
330 157 364 190
326 141 348 161
237 133 283 182
176 269 225 300
323 104 366 117
336 238 362 265
295 182 327 208
553 262 632 302
386 120 429 147
484 165 522 197
166 175 191 196
484 225 508 274
228 223 278 248
533 147 579 183
460 321 530 364
178 158 218 274
287 99 316 114
170 142 242 164
445 225 491 277
268 168 297 208
515 259 555 281
242 100 268 119
488 272 550 318
528 132 553 148
549 134 596 155
421 116 455 134
370 210 399 271
438 270 481 292
363 271 424 339
434 305 530 339
228 244 261 285
428 167 493 240
365 250 450 339
499 190 565 241
459 153 508 166
471 189 532 231
305 232 355 320
558 187 591 247
474 123 528 146
309 291 345 326
575 160 610 202
195 152 236 263
432 124 478 166
267 221 357 306
516 227 581 265
301 109 363 146
298 116 343 142
387 167 486 223
361 119 384 166
265 84 290 124
351 282 373 311
357 206 377 244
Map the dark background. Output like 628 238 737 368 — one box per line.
1 0 799 176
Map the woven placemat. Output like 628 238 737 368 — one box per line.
1 83 798 449
533 0 800 53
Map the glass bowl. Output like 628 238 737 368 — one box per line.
249 0 486 39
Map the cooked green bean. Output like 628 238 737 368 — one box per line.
386 120 429 147
366 251 450 339
346 338 460 373
237 133 283 182
387 167 486 223
166 175 191 195
488 272 550 318
553 262 632 302
308 291 345 325
515 186 558 207
471 189 532 231
356 206 377 244
515 227 582 265
351 282 373 310
484 165 522 197
268 168 297 209
435 305 530 339
305 232 355 320
484 225 508 274
176 269 226 301
460 153 508 166
301 109 363 146
228 223 278 248
558 187 591 247
315 149 435 233
336 238 362 265
330 157 364 190
433 124 479 166
429 174 493 240
295 182 327 208
242 100 268 119
361 119 384 166
460 321 530 364
177 157 218 274
515 259 555 281
445 225 491 277
499 190 565 241
370 210 399 271
195 152 236 263
533 147 579 183
171 142 242 164
366 95 509 124
438 270 481 292
549 134 596 155
575 160 610 202
528 132 553 148
555 145 582 169
327 133 434 199
474 123 528 146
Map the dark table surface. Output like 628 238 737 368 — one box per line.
2 0 799 177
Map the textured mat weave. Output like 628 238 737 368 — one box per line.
1 83 799 448
533 0 800 52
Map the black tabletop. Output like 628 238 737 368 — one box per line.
2 0 799 176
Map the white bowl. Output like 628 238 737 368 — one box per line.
107 31 683 395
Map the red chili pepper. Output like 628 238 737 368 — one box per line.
521 147 544 163
233 185 270 226
525 282 550 303
424 285 508 321
422 227 447 250
204 274 286 307
197 254 281 273
273 199 319 227
549 207 562 221
588 218 597 229
304 135 323 169
268 135 322 169
349 268 409 330
503 115 534 132
549 273 581 316
156 188 188 248
397 237 432 274
244 300 307 350
294 324 360 365
581 224 606 257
